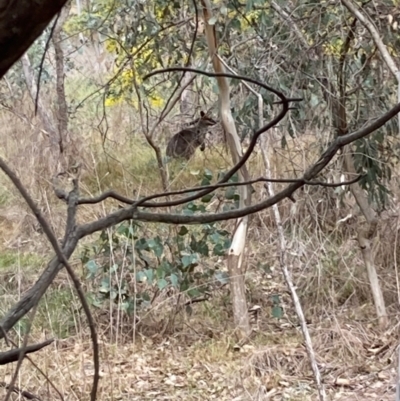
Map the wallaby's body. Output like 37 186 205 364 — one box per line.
166 111 217 160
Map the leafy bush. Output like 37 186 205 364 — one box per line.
80 169 240 316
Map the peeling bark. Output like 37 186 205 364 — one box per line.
201 0 251 338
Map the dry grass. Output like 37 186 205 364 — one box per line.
1 87 400 400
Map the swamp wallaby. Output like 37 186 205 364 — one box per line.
166 111 217 160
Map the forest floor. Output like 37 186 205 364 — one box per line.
0 247 398 401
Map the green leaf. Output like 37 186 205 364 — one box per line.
147 237 164 258
99 278 111 293
258 262 272 273
213 243 226 256
144 268 154 283
135 238 150 251
210 232 221 243
156 266 166 279
246 0 254 12
230 17 241 31
271 294 280 305
182 254 198 268
92 298 103 308
310 93 319 107
225 187 236 200
121 301 134 314
141 291 151 302
110 289 118 300
170 273 179 288
188 288 201 298
85 260 99 278
215 271 230 284
193 240 209 256
204 169 213 181
117 222 138 238
157 278 168 290
201 194 214 203
208 16 218 25
272 305 283 319
136 271 146 282
178 226 189 236
223 238 232 249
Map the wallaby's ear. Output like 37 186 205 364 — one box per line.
200 111 205 118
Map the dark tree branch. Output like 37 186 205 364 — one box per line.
131 175 363 208
1 334 64 400
77 174 362 207
78 189 133 205
35 12 60 116
0 339 54 366
0 381 42 400
0 0 69 79
156 0 199 124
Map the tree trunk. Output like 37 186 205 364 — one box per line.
53 2 72 170
324 51 388 327
21 53 59 150
201 0 251 339
343 150 387 326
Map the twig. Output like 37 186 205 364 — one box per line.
131 174 363 208
396 345 400 401
0 381 42 401
35 13 60 116
258 90 327 401
77 174 363 207
5 304 38 401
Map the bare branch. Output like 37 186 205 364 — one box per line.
0 339 54 366
34 13 60 116
0 158 100 401
0 381 42 401
153 0 200 131
78 189 134 205
77 174 362 207
132 175 363 208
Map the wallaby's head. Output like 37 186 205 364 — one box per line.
185 111 217 130
198 110 217 128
